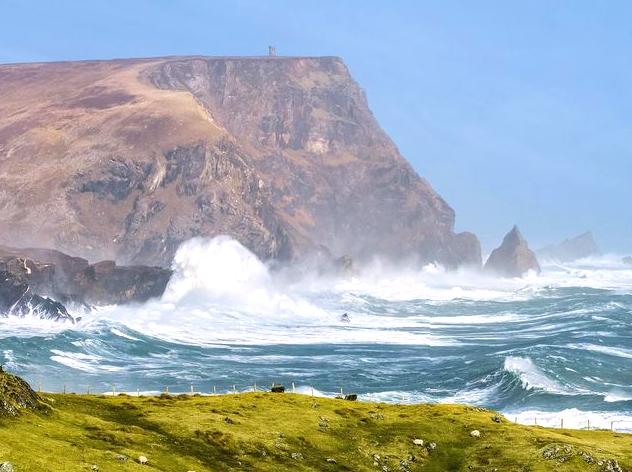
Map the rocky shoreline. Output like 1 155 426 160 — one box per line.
0 246 171 321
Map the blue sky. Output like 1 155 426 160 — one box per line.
2 0 631 252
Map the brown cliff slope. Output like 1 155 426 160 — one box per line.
0 56 480 268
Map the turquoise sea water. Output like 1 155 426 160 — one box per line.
2 237 631 430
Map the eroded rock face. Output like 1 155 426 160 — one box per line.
0 246 172 312
0 56 480 268
537 231 600 262
484 226 541 278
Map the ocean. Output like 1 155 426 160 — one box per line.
2 236 632 431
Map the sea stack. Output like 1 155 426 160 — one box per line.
484 226 541 277
537 231 600 262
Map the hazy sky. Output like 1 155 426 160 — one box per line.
2 0 631 252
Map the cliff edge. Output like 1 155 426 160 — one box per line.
0 56 480 268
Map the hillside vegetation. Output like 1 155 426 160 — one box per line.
0 380 630 471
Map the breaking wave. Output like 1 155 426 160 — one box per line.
1 236 632 428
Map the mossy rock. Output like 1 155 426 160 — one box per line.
0 370 47 417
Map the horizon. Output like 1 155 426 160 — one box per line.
1 0 631 253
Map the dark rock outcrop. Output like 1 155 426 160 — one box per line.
0 256 73 321
484 226 541 277
0 368 47 417
537 231 600 262
0 56 480 269
0 246 172 320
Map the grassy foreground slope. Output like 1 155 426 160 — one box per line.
0 392 631 471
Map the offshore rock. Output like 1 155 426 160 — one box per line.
0 246 171 317
484 226 541 278
537 231 600 262
0 56 480 268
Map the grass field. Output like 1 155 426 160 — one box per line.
0 388 630 471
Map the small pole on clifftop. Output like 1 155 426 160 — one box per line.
253 382 257 392
112 385 115 396
587 419 590 430
311 386 314 397
190 384 194 394
213 385 216 394
292 382 295 393
233 384 236 394
611 421 614 431
137 388 140 397
63 384 66 394
534 417 537 426
560 418 563 429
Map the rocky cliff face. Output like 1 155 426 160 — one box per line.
537 231 600 262
0 56 480 268
484 226 541 278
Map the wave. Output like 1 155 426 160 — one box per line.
503 356 571 395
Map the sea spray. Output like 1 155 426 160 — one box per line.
1 236 631 429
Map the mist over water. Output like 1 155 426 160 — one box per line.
2 237 632 430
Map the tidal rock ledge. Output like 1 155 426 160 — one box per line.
0 246 172 321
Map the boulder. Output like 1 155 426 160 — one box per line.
271 384 285 393
537 231 600 262
470 430 481 438
0 463 14 472
344 394 357 401
484 226 541 277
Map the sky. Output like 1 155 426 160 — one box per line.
1 0 631 253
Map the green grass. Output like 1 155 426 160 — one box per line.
0 392 630 471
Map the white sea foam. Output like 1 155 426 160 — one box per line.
49 349 123 373
567 343 632 359
506 408 632 432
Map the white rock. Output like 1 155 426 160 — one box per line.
412 438 424 446
138 455 148 465
470 429 481 438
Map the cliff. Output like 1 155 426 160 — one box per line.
0 56 480 268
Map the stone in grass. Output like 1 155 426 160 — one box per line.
344 394 358 401
271 383 285 393
326 458 337 464
115 454 128 461
0 463 14 472
291 452 304 460
138 455 148 465
91 465 99 472
470 430 481 438
412 438 424 446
